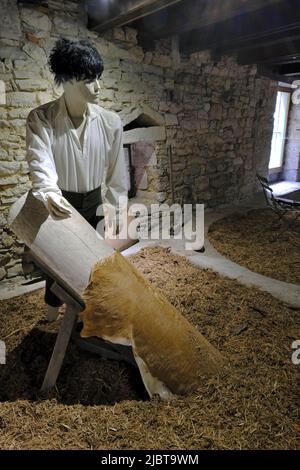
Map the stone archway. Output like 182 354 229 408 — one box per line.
119 105 167 203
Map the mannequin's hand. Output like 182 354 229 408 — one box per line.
46 192 72 220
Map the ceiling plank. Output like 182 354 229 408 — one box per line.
277 62 300 76
179 0 300 54
87 0 183 32
237 38 300 65
135 0 284 41
257 65 300 83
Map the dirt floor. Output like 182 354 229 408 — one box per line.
208 208 300 285
0 247 299 450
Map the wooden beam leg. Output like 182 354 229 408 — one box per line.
41 304 79 392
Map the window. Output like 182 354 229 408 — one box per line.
269 91 290 171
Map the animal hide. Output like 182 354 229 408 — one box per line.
80 251 224 399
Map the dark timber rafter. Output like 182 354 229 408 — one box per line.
179 0 300 55
135 0 284 41
85 0 300 82
87 0 183 32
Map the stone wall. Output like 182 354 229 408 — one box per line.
0 0 277 281
283 100 300 181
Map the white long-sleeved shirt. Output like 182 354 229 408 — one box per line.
26 93 128 213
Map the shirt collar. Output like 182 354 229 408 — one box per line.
56 93 98 122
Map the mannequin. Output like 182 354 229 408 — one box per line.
44 76 101 222
26 38 128 321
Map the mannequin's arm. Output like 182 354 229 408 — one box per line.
26 109 72 218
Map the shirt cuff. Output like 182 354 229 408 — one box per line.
31 186 62 207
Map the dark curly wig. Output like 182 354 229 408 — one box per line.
48 38 104 86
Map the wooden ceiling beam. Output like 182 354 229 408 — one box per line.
256 65 298 84
87 0 183 32
237 38 300 66
136 0 284 40
179 0 300 54
277 62 300 76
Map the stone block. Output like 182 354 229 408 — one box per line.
53 13 79 37
9 119 27 128
195 176 209 191
1 196 18 204
6 91 36 107
233 157 243 165
6 263 23 278
102 69 122 83
144 52 152 65
142 64 163 76
100 89 114 101
13 68 41 80
102 77 119 90
113 27 126 42
16 78 48 92
0 212 6 228
209 104 223 120
0 267 6 280
0 175 20 186
20 162 29 174
36 92 54 105
0 149 9 160
21 8 52 34
0 0 22 41
128 46 144 63
123 126 166 145
165 114 178 126
0 161 20 176
102 56 120 70
124 27 138 45
8 108 31 119
22 43 48 65
152 54 172 68
210 174 229 189
0 47 27 61
0 183 29 199
2 235 14 248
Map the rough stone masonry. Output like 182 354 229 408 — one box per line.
0 0 277 282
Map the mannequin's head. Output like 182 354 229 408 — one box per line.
48 38 104 104
62 77 101 104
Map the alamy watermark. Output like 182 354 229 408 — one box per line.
0 340 6 365
95 199 205 251
291 340 300 365
0 80 5 105
291 80 300 105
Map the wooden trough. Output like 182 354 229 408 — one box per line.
8 191 224 399
8 190 136 392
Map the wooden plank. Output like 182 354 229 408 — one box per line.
278 63 300 76
180 22 300 57
8 192 138 391
72 335 137 367
17 0 47 5
256 65 297 84
41 300 79 392
179 0 300 54
8 191 115 299
8 191 138 299
88 0 183 32
237 38 300 65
